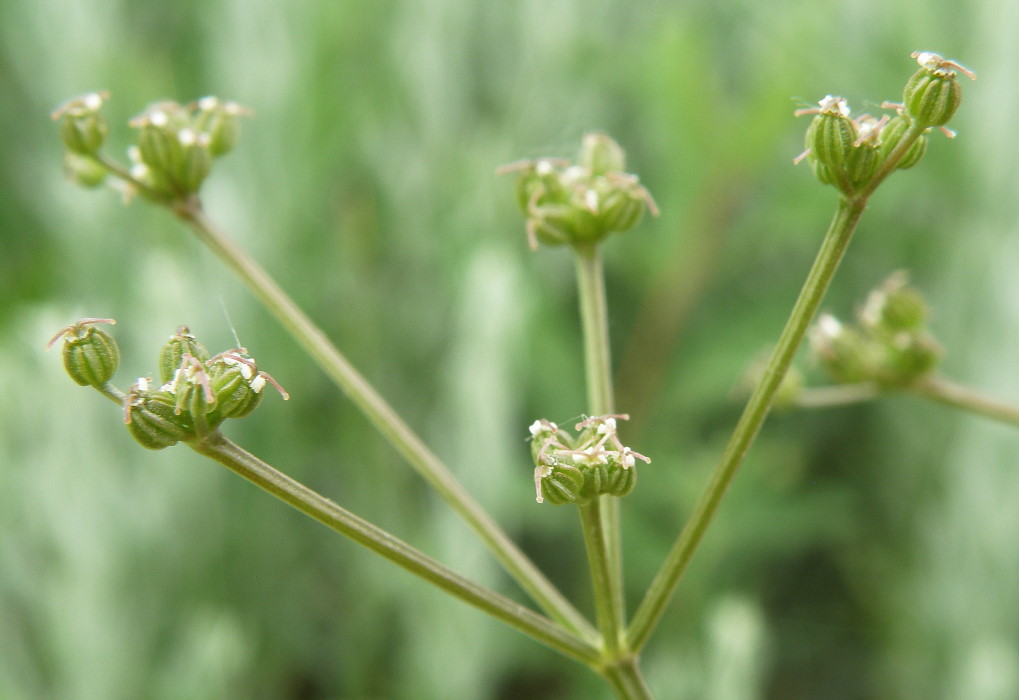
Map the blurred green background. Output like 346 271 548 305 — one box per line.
2 1 1018 698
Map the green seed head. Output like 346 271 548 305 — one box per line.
158 326 210 384
123 378 193 450
810 314 878 384
536 462 585 505
529 415 649 504
176 129 213 194
191 97 249 157
805 96 856 169
63 153 108 189
52 92 109 156
132 102 189 179
878 114 928 170
579 132 626 176
903 52 974 129
604 461 637 498
206 352 266 421
501 133 657 250
859 272 930 334
49 318 120 388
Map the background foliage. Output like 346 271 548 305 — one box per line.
2 1 1018 698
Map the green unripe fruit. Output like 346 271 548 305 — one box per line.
805 98 856 171
131 102 193 189
845 143 879 190
811 315 877 385
538 462 585 505
579 132 626 176
53 93 109 156
63 153 107 189
596 181 646 234
535 201 594 246
879 286 928 332
175 130 212 193
878 115 927 170
192 97 247 157
577 461 608 502
513 160 569 212
903 52 973 129
207 354 265 420
877 333 942 388
51 319 120 388
809 160 835 186
136 120 183 178
905 71 961 128
159 327 210 383
859 272 930 336
124 383 192 450
502 133 657 250
605 463 637 498
60 112 108 156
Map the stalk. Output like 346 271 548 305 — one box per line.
911 376 1019 428
574 244 626 649
190 432 601 665
628 197 864 651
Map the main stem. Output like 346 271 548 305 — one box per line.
574 245 625 643
575 243 650 697
190 432 600 666
171 198 596 643
628 196 866 651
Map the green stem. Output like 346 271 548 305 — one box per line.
575 244 615 415
98 382 126 404
794 382 881 408
911 375 1019 428
578 499 622 655
628 196 866 652
626 119 933 652
574 243 627 649
169 198 596 643
190 432 600 665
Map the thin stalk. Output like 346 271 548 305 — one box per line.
190 432 600 666
911 375 1019 428
575 244 615 415
794 382 881 408
627 119 931 652
574 244 626 648
168 197 595 643
628 196 866 652
578 499 622 655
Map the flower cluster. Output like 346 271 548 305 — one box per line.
124 327 288 448
809 272 942 388
528 415 650 505
52 92 249 200
500 132 658 250
49 321 286 450
795 52 974 196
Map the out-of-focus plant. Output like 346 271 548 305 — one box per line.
48 52 1009 698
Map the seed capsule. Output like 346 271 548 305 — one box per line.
124 382 193 450
52 92 109 156
48 318 120 388
536 462 585 505
604 462 637 498
878 115 927 170
158 326 210 384
903 52 974 129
